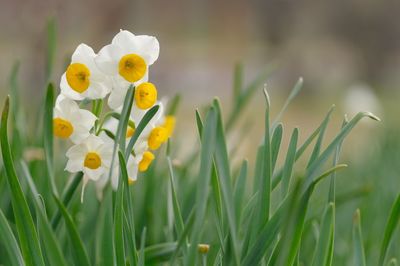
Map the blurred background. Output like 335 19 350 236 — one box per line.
0 0 399 264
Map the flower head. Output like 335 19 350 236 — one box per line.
65 134 113 183
53 95 97 143
61 44 111 100
95 30 159 109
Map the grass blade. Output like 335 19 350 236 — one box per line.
234 160 248 224
281 127 299 199
19 161 67 266
353 209 366 266
125 104 159 158
43 83 58 196
0 96 45 266
311 203 335 266
271 123 283 173
379 193 400 265
213 99 240 265
186 106 217 265
54 197 90 266
0 209 24 266
305 111 380 188
271 77 303 128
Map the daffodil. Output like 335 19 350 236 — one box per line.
53 95 97 143
65 134 113 200
61 44 111 100
95 30 160 109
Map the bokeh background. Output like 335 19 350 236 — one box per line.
1 0 399 264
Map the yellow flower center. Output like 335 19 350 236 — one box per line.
163 115 176 138
53 118 74 138
139 151 155 172
126 126 135 138
118 54 147 82
84 152 102 169
66 63 91 93
135 82 157 109
148 127 168 150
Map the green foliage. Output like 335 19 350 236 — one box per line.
3 23 399 266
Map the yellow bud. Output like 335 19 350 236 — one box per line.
163 115 176 138
135 82 157 109
139 151 155 172
148 127 168 150
198 244 210 254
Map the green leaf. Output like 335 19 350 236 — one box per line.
114 153 127 266
54 197 90 266
353 209 366 266
43 83 58 196
312 203 335 266
51 172 83 229
186 106 217 265
379 193 400 265
138 228 147 266
271 123 283 173
271 77 303 128
242 164 346 266
19 161 67 266
307 105 335 168
305 111 379 188
95 190 114 266
0 96 45 266
125 104 160 158
145 242 177 264
0 209 24 266
213 99 240 265
281 127 299 199
234 160 248 224
167 157 184 236
272 106 333 190
118 151 138 265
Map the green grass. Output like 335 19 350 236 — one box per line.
1 22 400 266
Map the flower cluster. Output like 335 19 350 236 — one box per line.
53 30 175 200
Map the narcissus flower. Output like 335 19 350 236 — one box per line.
61 44 111 100
65 134 113 189
53 95 97 143
95 30 159 109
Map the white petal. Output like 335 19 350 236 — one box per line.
84 167 105 181
108 86 128 110
71 43 96 65
66 143 87 159
65 158 83 173
95 44 121 75
134 35 160 65
112 30 136 46
85 134 104 151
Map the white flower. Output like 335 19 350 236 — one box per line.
344 83 382 118
60 44 111 101
95 30 160 109
53 95 97 144
65 134 113 199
